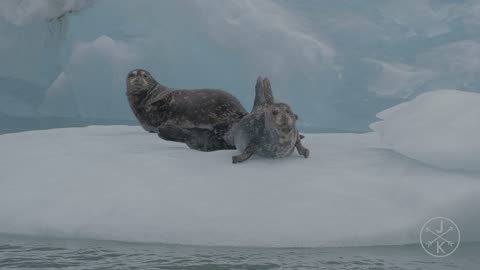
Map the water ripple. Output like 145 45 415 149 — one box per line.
0 234 478 269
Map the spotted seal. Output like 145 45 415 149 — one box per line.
126 69 247 151
228 76 309 163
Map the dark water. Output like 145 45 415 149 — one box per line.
0 234 478 270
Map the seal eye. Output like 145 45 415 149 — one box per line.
272 110 279 116
142 74 148 78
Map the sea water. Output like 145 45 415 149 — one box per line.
1 233 479 270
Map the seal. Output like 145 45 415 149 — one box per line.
228 76 309 163
126 69 247 151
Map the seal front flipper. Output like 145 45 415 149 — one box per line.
232 142 257 164
295 136 310 158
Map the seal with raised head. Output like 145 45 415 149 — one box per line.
228 76 309 163
126 69 247 151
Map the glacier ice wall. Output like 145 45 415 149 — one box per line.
2 0 480 131
0 0 94 117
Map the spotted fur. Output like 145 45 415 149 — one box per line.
230 76 309 163
126 69 247 151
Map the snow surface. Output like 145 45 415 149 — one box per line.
371 90 480 172
1 125 479 247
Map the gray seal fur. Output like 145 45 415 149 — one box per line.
228 76 309 163
126 69 247 151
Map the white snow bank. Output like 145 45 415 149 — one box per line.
371 90 480 171
0 126 479 247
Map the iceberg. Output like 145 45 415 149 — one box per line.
1 1 480 248
1 125 479 247
371 89 480 172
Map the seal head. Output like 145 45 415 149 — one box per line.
126 69 158 93
126 69 165 132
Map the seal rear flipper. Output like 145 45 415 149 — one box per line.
253 76 266 110
252 76 274 111
262 77 274 105
186 128 236 152
157 124 191 143
295 139 310 158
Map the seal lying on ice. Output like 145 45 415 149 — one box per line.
126 69 247 151
228 76 309 163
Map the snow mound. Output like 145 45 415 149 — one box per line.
0 126 479 247
371 90 480 171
